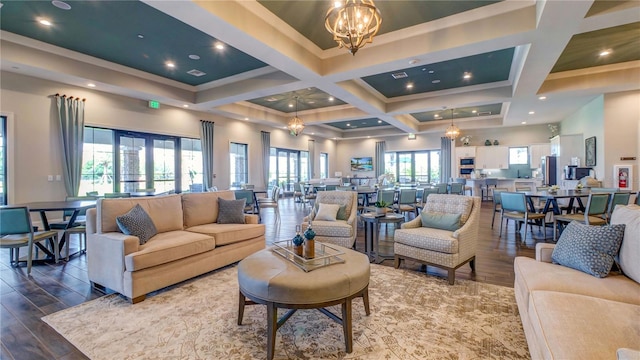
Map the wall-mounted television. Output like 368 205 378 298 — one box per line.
350 157 373 172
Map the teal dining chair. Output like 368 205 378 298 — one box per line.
499 192 547 243
234 189 257 214
553 193 610 240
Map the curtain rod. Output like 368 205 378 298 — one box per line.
53 93 86 101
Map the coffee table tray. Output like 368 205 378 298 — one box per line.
271 240 345 272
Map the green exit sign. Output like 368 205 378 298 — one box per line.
148 100 160 109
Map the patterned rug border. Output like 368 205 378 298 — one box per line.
42 264 529 360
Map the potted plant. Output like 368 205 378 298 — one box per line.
374 200 389 215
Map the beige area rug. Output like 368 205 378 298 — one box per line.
42 264 529 359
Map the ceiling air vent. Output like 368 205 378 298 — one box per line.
477 111 492 116
187 69 206 77
391 72 408 79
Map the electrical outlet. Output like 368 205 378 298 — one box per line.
47 175 54 181
55 175 62 181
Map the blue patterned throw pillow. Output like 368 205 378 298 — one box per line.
217 198 246 224
552 221 625 278
116 204 158 245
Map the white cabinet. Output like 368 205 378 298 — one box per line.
455 146 476 158
529 143 551 169
476 146 509 169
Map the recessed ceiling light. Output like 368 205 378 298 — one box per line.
377 120 382 123
434 114 440 119
188 54 200 60
166 62 175 68
288 103 294 108
521 121 527 124
432 79 441 84
244 117 249 121
87 83 96 88
308 101 315 104
328 97 334 101
599 50 612 56
183 104 189 108
406 83 414 89
538 96 547 100
408 59 418 65
52 1 71 10
38 19 52 26
471 110 477 113
463 72 472 79
311 132 315 135
428 70 435 74
137 34 144 39
367 136 371 138
529 111 535 115
214 42 225 50
346 123 351 126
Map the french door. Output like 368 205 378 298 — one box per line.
269 148 308 192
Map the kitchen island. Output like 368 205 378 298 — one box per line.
465 178 543 197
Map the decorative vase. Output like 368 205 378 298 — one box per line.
493 140 499 145
303 224 316 259
485 140 492 146
292 225 304 257
375 207 386 215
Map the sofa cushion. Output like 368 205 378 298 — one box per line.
186 223 265 246
217 198 246 224
552 221 625 277
394 227 457 254
116 204 157 245
514 257 640 307
97 194 183 233
181 191 235 227
420 211 461 231
527 290 640 360
423 195 474 225
309 220 353 238
611 205 640 284
316 203 341 221
124 230 215 271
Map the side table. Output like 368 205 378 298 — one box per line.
360 213 404 263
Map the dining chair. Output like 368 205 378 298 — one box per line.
258 186 280 223
86 191 99 196
207 186 218 192
635 191 640 205
394 188 418 220
104 192 131 198
134 188 156 193
491 188 509 228
481 179 498 201
242 184 255 190
454 178 473 195
590 187 620 192
435 183 449 194
1 206 60 274
553 193 610 240
376 189 396 210
607 192 631 222
293 182 304 203
449 182 464 195
499 192 547 243
325 185 337 191
234 189 257 214
49 195 97 230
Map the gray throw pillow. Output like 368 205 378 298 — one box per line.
217 198 246 224
420 212 461 231
116 204 157 245
552 221 626 278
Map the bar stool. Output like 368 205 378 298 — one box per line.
481 178 498 201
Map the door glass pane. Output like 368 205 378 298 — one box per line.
384 153 396 183
181 138 202 192
300 151 309 182
81 128 114 195
414 152 429 183
230 143 248 187
119 135 146 193
320 153 328 179
287 153 297 192
430 151 441 183
398 153 412 183
268 148 277 189
153 139 175 192
0 116 6 205
277 150 288 190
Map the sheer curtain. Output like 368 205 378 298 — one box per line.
308 139 315 179
440 137 452 183
55 95 85 197
200 121 215 190
375 141 386 180
261 131 270 189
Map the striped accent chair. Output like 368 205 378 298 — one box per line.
393 194 481 284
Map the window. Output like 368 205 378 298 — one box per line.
81 126 201 195
320 153 328 179
509 147 529 165
230 142 248 187
0 116 6 205
384 150 441 184
269 147 308 191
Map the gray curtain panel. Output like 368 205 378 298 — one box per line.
55 95 85 197
375 141 386 179
440 137 452 183
200 121 215 190
261 131 270 189
308 139 315 179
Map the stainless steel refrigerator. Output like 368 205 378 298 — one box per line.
541 156 557 186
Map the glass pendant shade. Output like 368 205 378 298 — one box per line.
325 0 382 55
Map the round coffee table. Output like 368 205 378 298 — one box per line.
237 245 370 360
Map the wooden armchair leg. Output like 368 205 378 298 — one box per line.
447 269 455 285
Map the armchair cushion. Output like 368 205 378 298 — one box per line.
552 221 625 278
308 220 353 238
116 204 157 245
420 212 461 231
422 195 474 226
216 198 246 224
315 203 340 221
394 227 458 254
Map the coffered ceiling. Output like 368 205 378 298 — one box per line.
1 0 638 140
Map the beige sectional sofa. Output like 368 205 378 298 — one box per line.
514 204 640 359
86 191 265 303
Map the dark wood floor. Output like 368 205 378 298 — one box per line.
0 196 551 360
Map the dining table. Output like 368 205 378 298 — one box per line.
14 200 96 260
523 189 591 215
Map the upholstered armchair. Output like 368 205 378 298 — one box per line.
393 194 481 284
301 191 358 248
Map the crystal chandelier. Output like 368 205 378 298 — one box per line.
325 0 382 56
445 108 460 140
287 96 305 136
